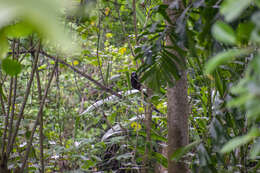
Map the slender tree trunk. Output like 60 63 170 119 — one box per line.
164 0 189 172
167 72 189 173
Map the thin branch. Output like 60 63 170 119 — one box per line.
7 76 17 148
7 43 40 157
0 85 7 156
133 0 138 43
96 9 105 85
20 59 58 172
7 40 19 149
35 62 45 173
1 76 13 156
40 51 122 98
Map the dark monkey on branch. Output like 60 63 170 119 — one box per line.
130 72 162 114
131 72 148 97
131 72 141 90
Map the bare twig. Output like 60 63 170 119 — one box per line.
0 85 7 156
7 43 40 157
96 10 105 84
40 51 122 98
20 59 58 172
7 76 17 149
133 0 138 43
1 75 13 156
35 63 45 173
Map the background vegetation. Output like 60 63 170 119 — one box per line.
0 0 259 172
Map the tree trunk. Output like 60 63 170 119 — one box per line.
164 0 189 172
167 72 189 173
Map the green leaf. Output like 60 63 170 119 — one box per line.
227 93 254 107
0 32 9 59
214 70 225 98
136 4 145 26
250 140 260 159
0 84 7 101
171 140 201 161
212 21 236 45
251 12 260 28
236 22 254 44
256 0 260 8
151 151 168 168
4 21 34 38
0 0 80 54
221 127 260 153
204 48 252 75
2 58 22 76
220 0 253 22
127 0 145 26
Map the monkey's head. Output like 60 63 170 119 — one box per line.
131 72 138 79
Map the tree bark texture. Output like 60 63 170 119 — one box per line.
167 72 189 173
164 0 189 172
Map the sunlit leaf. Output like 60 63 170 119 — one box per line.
73 60 79 66
130 122 141 131
105 33 113 38
38 64 47 70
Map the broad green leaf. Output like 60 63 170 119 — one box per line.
204 48 252 75
2 58 22 76
4 21 34 38
221 127 260 153
236 22 254 44
171 140 201 161
220 0 253 22
212 21 236 45
0 0 79 54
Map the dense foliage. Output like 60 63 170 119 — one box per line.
0 0 259 172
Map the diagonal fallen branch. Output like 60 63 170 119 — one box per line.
40 51 123 98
